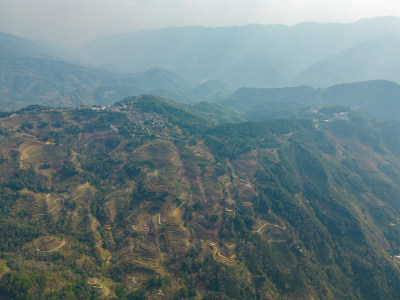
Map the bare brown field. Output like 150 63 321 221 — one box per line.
18 140 68 169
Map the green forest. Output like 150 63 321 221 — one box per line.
0 96 400 299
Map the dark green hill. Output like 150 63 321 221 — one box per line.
220 80 400 120
223 86 316 110
322 80 400 119
1 97 400 298
186 101 244 123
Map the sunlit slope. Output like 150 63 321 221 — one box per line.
1 96 400 298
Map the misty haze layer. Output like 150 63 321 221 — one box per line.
78 17 400 87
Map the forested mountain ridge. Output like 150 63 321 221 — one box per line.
1 96 400 298
220 80 400 120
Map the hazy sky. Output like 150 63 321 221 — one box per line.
1 0 400 49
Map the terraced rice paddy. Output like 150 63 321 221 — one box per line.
87 278 112 298
164 204 189 256
34 236 66 252
204 240 236 264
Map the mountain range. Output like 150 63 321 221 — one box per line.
0 32 234 111
78 16 400 87
2 29 400 123
3 18 400 117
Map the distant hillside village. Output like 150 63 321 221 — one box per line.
97 102 170 131
13 102 172 135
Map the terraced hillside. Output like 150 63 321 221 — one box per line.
1 96 400 299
